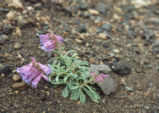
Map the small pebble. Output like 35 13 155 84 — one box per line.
88 9 99 15
15 27 22 36
113 49 120 53
12 82 27 90
0 34 8 45
98 33 107 39
12 74 21 82
14 43 21 49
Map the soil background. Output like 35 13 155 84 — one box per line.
0 0 159 113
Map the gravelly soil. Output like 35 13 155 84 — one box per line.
0 0 159 113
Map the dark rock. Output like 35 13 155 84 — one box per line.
76 1 89 10
149 109 159 113
21 53 28 58
61 22 70 32
63 7 73 16
152 40 159 55
111 62 131 75
101 42 110 48
0 34 8 45
79 25 87 33
96 3 107 14
24 0 40 3
128 27 136 38
0 8 9 13
97 77 117 95
120 4 135 13
97 23 111 33
141 29 154 43
17 19 28 28
152 48 159 55
106 33 116 39
3 24 13 35
42 24 50 33
34 3 42 10
0 65 12 75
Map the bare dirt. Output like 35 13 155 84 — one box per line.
0 0 159 113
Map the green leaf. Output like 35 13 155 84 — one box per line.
70 88 81 101
64 75 69 82
83 87 93 98
65 50 76 56
80 91 86 104
70 86 79 90
70 90 78 100
83 87 100 103
62 86 69 98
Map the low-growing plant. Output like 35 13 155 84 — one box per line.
49 48 101 103
16 32 108 103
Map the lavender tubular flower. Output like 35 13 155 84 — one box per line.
16 58 51 88
39 33 63 53
91 73 109 83
95 74 108 82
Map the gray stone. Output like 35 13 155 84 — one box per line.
82 12 91 18
98 64 111 73
96 16 103 22
0 34 8 45
77 2 89 10
152 40 159 55
90 64 111 74
0 8 9 13
96 3 107 14
3 24 13 35
97 23 111 33
79 25 87 33
97 77 117 95
90 64 99 74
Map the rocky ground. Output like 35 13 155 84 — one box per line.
0 0 159 113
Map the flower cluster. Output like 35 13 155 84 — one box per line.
16 33 63 88
91 73 109 82
16 58 51 88
39 33 63 53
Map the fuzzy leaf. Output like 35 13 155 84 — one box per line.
70 86 79 90
83 87 100 103
62 86 69 98
70 90 78 100
80 91 86 104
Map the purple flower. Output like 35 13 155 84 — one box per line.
16 58 51 88
91 73 109 82
39 33 63 53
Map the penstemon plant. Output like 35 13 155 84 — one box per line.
16 32 108 104
49 48 101 103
